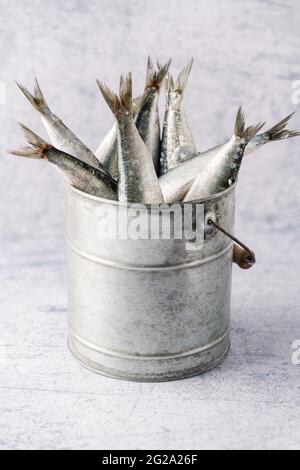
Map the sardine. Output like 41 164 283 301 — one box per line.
159 151 214 203
16 79 103 171
160 59 197 175
95 58 170 178
97 74 164 204
198 112 300 159
95 94 144 180
183 108 264 201
135 57 171 173
95 121 118 179
160 112 300 203
10 124 117 200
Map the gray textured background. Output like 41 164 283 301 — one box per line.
1 0 300 450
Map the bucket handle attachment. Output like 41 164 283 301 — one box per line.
207 218 256 270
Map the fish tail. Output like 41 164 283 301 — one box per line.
264 112 300 141
120 72 152 115
234 106 246 137
97 72 135 118
9 124 51 160
97 80 123 116
145 56 171 89
146 56 155 86
119 72 133 110
234 107 265 141
98 73 151 119
173 58 194 94
16 78 49 114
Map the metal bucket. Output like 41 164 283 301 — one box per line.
65 183 235 382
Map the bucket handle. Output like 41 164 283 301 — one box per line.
207 219 256 270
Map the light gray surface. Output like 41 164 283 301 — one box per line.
0 0 300 450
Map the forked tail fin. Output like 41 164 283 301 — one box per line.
145 57 171 90
263 112 300 142
16 78 50 114
9 124 51 159
97 73 133 118
234 107 265 141
167 58 194 95
97 72 151 119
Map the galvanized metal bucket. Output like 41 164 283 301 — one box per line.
65 183 235 381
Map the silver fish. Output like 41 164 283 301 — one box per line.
95 93 144 179
95 58 170 179
16 79 103 171
135 57 171 173
97 74 164 204
183 108 264 201
160 59 197 175
160 112 300 203
10 124 117 200
197 112 300 160
95 121 118 179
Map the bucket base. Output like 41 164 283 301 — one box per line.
68 331 230 382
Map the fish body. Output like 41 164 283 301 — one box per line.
95 59 170 178
160 59 196 175
197 112 299 160
160 112 300 203
95 96 143 179
17 79 103 171
95 96 152 178
159 150 212 203
95 122 118 179
183 137 246 201
135 58 171 173
183 108 264 201
97 74 164 204
11 125 117 200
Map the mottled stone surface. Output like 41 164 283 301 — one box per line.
0 0 300 450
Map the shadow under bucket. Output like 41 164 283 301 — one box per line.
65 183 236 382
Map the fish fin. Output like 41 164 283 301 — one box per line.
97 80 123 116
146 56 155 86
119 72 133 111
9 124 51 159
16 78 49 113
244 122 265 141
145 57 171 89
97 73 133 117
173 58 194 94
98 73 151 119
234 107 265 141
120 72 152 115
264 112 300 141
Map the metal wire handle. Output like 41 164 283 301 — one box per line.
207 218 256 268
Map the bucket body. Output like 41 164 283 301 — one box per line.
65 184 235 381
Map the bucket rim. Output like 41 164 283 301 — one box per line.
66 181 236 208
